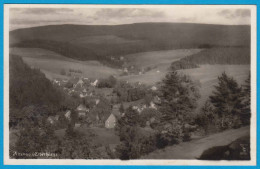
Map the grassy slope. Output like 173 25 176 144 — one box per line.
123 48 202 68
142 126 250 159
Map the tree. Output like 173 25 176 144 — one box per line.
209 72 244 129
195 100 215 135
156 69 200 146
14 122 59 159
115 107 143 159
59 127 103 159
139 108 160 128
108 75 117 87
159 70 200 123
116 106 140 134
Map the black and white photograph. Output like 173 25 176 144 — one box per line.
4 5 256 165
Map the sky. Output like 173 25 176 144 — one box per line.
9 6 251 30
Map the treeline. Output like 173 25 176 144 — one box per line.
11 40 124 68
170 60 199 70
170 47 250 71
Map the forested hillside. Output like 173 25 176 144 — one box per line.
182 47 250 64
10 23 250 67
9 55 68 127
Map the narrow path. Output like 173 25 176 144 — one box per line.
142 126 250 159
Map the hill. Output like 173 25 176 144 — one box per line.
10 23 250 67
9 55 65 127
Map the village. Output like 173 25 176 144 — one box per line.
48 75 161 130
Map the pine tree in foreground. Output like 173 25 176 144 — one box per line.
157 69 200 146
209 72 244 129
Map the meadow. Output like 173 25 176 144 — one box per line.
10 47 120 80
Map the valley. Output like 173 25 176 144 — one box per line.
9 22 252 160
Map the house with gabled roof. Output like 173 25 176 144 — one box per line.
105 113 117 129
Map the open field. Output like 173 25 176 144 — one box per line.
125 49 202 67
124 48 202 69
119 49 202 84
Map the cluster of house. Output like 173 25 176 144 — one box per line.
50 76 162 130
47 95 161 130
52 77 100 98
47 102 118 129
51 77 118 128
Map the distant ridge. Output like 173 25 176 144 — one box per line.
10 22 250 67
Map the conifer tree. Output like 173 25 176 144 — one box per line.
157 69 200 146
209 72 244 129
159 70 200 124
